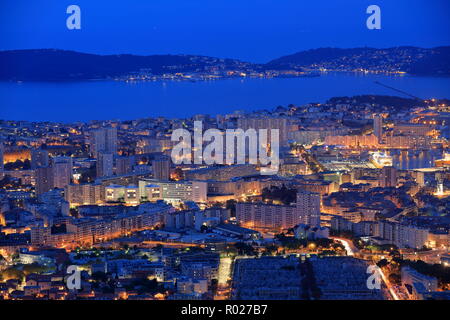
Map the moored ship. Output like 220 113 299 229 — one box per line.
369 152 393 168
435 152 450 167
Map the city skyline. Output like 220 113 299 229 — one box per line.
0 1 449 306
1 93 449 302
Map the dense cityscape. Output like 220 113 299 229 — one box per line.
0 93 449 301
1 1 450 310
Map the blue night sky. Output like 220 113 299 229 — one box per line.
0 0 449 62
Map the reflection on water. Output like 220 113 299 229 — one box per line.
1 73 450 122
389 149 444 170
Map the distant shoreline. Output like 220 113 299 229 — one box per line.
1 46 449 82
1 73 449 123
3 70 450 85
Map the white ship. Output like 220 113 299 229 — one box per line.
435 152 450 167
369 152 393 168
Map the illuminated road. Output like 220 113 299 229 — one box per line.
141 240 204 248
331 237 356 256
292 144 325 173
378 267 400 300
218 256 233 286
215 256 233 300
331 237 399 300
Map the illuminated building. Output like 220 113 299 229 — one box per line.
52 156 73 189
36 167 54 195
185 164 258 181
96 152 114 178
3 169 35 185
373 114 383 143
89 127 118 158
0 141 4 177
393 123 433 136
164 210 194 229
30 202 171 247
324 134 379 148
412 170 425 187
104 184 140 205
237 117 288 145
385 135 431 149
294 179 335 196
31 149 49 169
296 190 321 227
288 128 349 145
143 184 162 202
236 202 299 231
65 183 104 206
138 179 207 203
114 155 135 175
378 220 429 249
236 191 321 231
152 156 170 180
380 166 397 188
401 266 438 293
179 253 219 285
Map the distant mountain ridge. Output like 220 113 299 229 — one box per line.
267 46 450 75
0 46 449 81
0 49 255 81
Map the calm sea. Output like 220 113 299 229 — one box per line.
0 73 449 122
389 149 444 170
